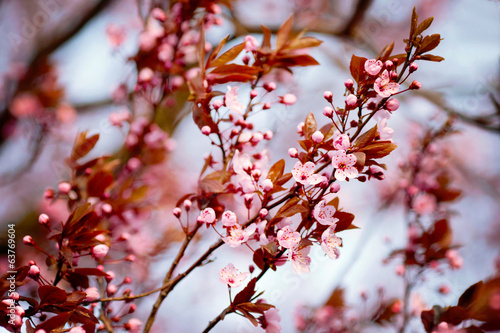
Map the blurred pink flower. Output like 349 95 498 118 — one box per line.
219 263 248 287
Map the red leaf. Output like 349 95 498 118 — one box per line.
276 15 293 50
86 171 113 198
267 159 285 183
71 132 99 161
349 55 367 84
35 312 72 332
39 285 67 305
233 278 257 305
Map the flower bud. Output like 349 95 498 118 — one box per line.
201 126 211 135
250 89 258 99
345 94 357 108
38 213 50 226
409 62 418 73
173 207 182 218
323 106 334 118
44 188 55 199
280 93 297 106
105 271 115 283
311 131 324 143
151 8 167 21
330 183 340 193
84 287 100 302
261 179 273 192
29 265 40 277
23 235 35 246
264 82 276 92
183 199 192 210
323 91 333 102
263 102 271 110
123 276 132 284
288 148 298 158
92 244 109 259
409 81 422 90
259 208 268 218
213 100 222 110
107 284 117 296
58 182 71 194
244 194 253 208
385 98 400 111
344 79 354 89
263 130 273 140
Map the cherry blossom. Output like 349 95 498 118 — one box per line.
198 208 216 224
219 263 249 287
331 150 358 181
92 244 109 259
377 118 394 141
221 210 238 227
333 132 351 150
244 35 258 52
313 200 339 226
364 59 383 76
225 86 245 114
374 70 400 97
292 161 325 186
287 246 311 274
321 227 342 259
263 308 282 333
277 226 301 249
223 223 256 247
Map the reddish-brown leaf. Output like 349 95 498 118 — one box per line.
274 54 320 67
418 34 442 54
261 25 271 49
414 17 434 37
283 36 323 51
418 54 445 62
267 159 285 183
206 35 230 68
35 312 72 332
350 55 367 83
71 132 99 161
334 211 355 232
410 7 418 39
233 278 257 305
210 63 259 75
359 142 397 159
276 15 293 50
303 112 317 139
354 125 378 149
39 285 67 305
86 171 113 198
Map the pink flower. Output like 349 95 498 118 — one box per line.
321 227 341 259
223 223 256 247
92 244 109 259
219 263 249 287
263 308 281 333
126 318 142 333
84 287 100 302
221 210 238 227
198 208 216 224
280 93 297 106
364 59 383 76
106 24 126 48
226 86 245 114
331 150 358 181
412 194 436 214
313 200 339 226
333 132 351 150
277 226 301 249
374 70 400 97
288 246 311 274
244 35 258 52
292 161 325 186
109 110 131 127
377 118 394 141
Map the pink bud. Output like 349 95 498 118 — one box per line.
183 199 192 210
409 62 418 73
213 100 223 110
250 90 258 99
259 208 268 218
263 102 271 110
107 284 117 296
323 106 334 117
263 130 273 140
105 271 115 283
385 98 400 111
330 183 340 193
23 235 35 246
251 132 263 144
138 68 154 82
10 292 20 301
244 194 253 208
280 93 297 106
261 179 273 192
84 287 100 302
58 182 71 194
173 207 182 218
251 169 261 181
102 204 113 214
38 213 50 225
297 122 304 135
201 126 211 135
128 304 137 313
345 94 357 108
439 285 450 295
323 91 333 102
151 8 167 21
344 79 354 89
264 82 276 92
92 244 109 259
44 188 55 199
409 81 422 90
123 276 132 284
288 148 298 158
124 254 136 262
29 265 40 276
385 60 393 69
311 131 324 143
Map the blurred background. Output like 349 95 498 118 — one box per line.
0 0 499 332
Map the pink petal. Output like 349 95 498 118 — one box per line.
335 169 347 181
303 161 315 176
